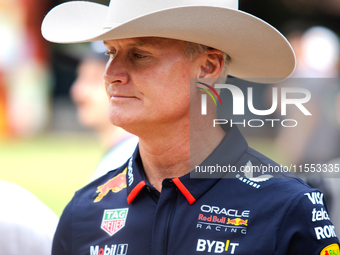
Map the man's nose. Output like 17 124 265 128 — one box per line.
103 56 129 85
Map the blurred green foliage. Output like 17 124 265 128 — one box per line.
0 133 101 217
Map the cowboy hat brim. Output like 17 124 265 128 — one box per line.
42 1 296 83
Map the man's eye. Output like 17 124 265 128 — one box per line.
134 53 145 59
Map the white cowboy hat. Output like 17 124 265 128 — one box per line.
41 0 296 82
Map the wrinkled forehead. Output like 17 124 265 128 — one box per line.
103 36 187 49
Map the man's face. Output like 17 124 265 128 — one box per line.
103 37 202 133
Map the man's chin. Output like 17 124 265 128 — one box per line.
109 117 137 130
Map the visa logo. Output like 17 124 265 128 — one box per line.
304 192 324 206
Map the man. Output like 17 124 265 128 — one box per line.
70 42 138 181
42 0 339 254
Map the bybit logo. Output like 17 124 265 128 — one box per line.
196 239 239 254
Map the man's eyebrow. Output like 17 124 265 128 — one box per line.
127 43 150 48
128 38 164 48
103 38 163 49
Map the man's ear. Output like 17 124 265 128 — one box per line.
199 50 224 78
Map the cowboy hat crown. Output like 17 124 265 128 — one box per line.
104 0 238 27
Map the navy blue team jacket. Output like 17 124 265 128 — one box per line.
53 126 339 255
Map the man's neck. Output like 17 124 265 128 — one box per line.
137 116 225 192
138 123 190 191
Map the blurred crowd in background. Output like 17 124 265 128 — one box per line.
0 0 338 133
0 0 340 137
1 0 340 253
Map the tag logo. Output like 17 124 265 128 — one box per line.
101 208 128 236
94 168 127 202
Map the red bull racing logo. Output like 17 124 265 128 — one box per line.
94 168 127 203
197 205 250 235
